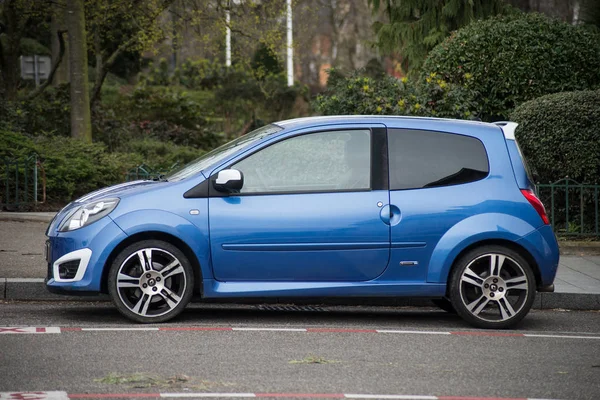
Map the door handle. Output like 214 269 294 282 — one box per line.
379 205 391 225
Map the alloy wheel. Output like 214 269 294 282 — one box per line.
115 247 188 319
458 253 530 323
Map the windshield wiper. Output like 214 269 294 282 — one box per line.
152 174 168 182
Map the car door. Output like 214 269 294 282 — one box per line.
386 128 491 281
208 126 391 282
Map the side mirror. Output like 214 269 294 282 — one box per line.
213 169 244 193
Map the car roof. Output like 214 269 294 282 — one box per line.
274 115 498 132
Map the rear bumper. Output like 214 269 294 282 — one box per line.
516 224 560 288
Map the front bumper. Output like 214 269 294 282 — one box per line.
45 216 128 294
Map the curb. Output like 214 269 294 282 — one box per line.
0 212 56 223
2 279 599 310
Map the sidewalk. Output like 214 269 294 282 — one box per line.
1 211 599 309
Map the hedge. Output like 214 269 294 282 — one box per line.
422 13 600 121
511 90 600 184
314 68 478 119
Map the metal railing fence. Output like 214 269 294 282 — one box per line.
536 178 599 237
0 154 45 209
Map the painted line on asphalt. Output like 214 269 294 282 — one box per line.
377 330 451 335
0 327 60 334
0 392 562 400
2 326 600 340
522 333 600 340
4 278 46 283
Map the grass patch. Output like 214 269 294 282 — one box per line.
289 355 339 364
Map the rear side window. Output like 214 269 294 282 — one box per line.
388 129 489 190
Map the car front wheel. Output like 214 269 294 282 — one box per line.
108 240 194 323
449 245 536 329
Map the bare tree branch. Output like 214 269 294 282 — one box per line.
26 29 67 100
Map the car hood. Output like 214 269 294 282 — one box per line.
73 180 160 204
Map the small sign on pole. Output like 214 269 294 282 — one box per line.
20 55 52 86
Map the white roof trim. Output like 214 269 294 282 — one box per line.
493 121 518 140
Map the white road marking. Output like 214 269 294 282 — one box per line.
376 330 452 335
232 327 307 332
523 333 600 340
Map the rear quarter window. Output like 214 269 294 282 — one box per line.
388 129 489 190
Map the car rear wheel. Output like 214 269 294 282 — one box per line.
449 245 536 329
108 240 194 323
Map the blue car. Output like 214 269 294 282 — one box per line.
45 116 559 329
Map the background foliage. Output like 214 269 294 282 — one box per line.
369 0 507 72
314 68 477 120
421 12 600 121
512 89 600 185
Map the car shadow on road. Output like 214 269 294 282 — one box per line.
41 301 556 331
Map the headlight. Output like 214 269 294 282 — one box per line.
58 198 120 232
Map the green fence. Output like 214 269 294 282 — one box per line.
0 154 43 209
536 178 599 237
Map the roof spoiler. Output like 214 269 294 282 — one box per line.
493 121 518 140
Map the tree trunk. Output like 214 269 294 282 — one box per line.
66 0 92 142
51 1 69 85
1 0 23 100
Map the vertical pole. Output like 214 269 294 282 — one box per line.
551 186 555 227
580 184 584 235
4 159 8 208
286 0 293 87
24 159 29 203
595 187 598 236
34 156 38 203
565 180 569 233
33 55 40 87
225 1 231 67
15 160 19 205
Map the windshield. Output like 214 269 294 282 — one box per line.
165 124 283 182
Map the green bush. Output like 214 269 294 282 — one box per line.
422 13 600 121
139 58 307 134
512 90 600 184
118 139 203 171
314 68 477 119
111 85 224 149
0 130 140 203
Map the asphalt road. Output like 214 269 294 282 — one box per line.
0 220 47 278
0 302 599 400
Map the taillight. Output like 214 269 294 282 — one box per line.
521 189 550 225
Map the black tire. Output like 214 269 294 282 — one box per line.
432 298 456 314
449 245 536 329
108 239 194 323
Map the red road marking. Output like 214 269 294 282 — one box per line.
450 332 525 337
257 394 344 398
306 328 377 333
2 393 48 400
159 327 233 331
0 328 27 333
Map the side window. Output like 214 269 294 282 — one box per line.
233 129 371 194
388 129 489 190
